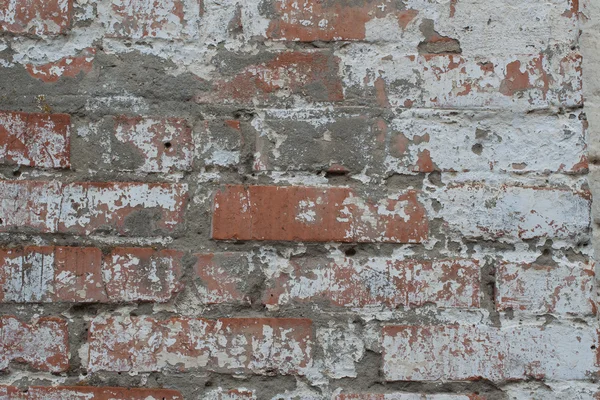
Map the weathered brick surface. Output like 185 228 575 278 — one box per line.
0 316 69 372
112 116 193 173
496 260 596 315
257 0 580 51
0 181 188 235
436 184 591 241
382 324 599 382
193 252 252 305
199 52 344 105
196 119 243 168
0 111 70 168
201 388 256 400
0 0 72 35
264 257 480 309
0 246 102 302
88 317 313 375
0 0 596 397
336 395 483 400
0 386 184 399
253 109 587 175
0 246 183 303
103 0 200 39
342 52 582 109
264 1 418 42
212 185 428 243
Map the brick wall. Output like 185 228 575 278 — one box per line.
0 0 598 399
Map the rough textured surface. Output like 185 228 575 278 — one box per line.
0 0 597 399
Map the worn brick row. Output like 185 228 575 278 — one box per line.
1 313 597 382
14 49 583 111
85 317 599 382
0 0 581 49
0 180 187 236
0 316 68 372
1 246 594 315
0 181 591 243
0 386 488 399
0 111 244 171
0 386 183 399
382 324 599 382
2 109 588 175
253 109 588 175
87 317 313 374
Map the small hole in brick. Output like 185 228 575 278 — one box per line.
345 248 357 257
164 142 172 149
592 345 596 350
13 170 21 177
325 170 349 178
0 218 3 224
205 381 213 387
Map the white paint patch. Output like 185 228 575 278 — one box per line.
1 251 54 302
435 183 591 242
317 323 365 379
383 324 598 382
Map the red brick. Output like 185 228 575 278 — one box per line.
0 0 72 35
88 317 313 375
495 260 595 315
212 185 428 243
382 324 598 382
0 316 69 372
105 0 198 39
25 48 95 83
0 181 188 236
264 258 480 309
0 386 183 399
193 252 252 305
265 0 418 41
0 246 183 303
0 111 70 169
200 52 343 105
112 116 193 173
